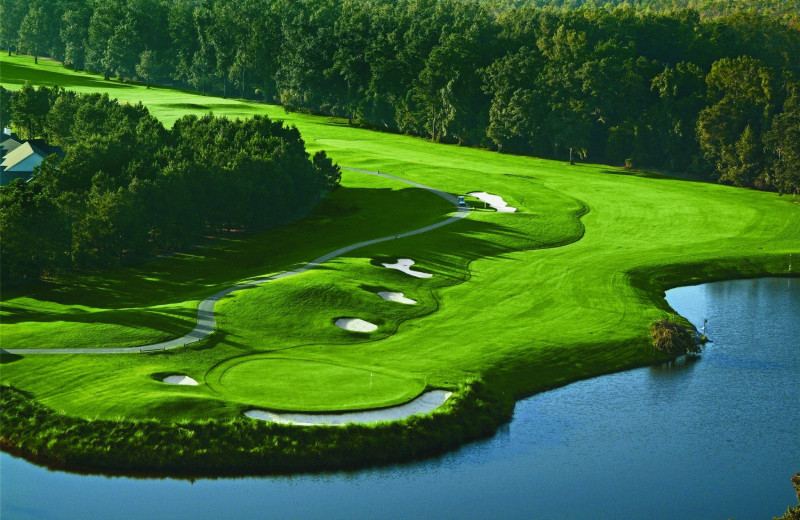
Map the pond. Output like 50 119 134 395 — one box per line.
2 277 798 520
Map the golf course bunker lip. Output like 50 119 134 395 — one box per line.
162 375 199 386
382 258 432 278
335 318 378 333
377 291 417 304
244 390 453 426
468 191 516 212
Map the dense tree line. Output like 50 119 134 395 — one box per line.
0 84 340 280
507 0 800 19
0 0 798 194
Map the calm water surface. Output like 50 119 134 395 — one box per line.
2 278 798 520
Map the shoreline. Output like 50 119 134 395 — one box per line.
2 268 797 479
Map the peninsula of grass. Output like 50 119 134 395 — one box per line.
1 54 799 475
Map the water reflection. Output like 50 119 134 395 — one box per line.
649 353 701 374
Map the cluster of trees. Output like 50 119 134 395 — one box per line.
0 0 798 194
0 84 340 280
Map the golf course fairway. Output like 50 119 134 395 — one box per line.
1 54 799 473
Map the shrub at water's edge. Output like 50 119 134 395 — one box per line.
773 473 800 520
650 319 700 356
0 380 514 476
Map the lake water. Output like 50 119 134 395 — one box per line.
2 278 798 520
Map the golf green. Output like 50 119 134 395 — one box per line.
211 356 426 412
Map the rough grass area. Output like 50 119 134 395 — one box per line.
1 54 799 474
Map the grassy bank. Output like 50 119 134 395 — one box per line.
0 380 514 477
1 54 799 474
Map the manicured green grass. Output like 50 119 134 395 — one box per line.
212 356 425 412
1 54 799 428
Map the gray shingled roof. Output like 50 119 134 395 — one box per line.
0 142 45 171
0 137 22 157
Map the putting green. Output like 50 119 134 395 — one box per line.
211 356 426 412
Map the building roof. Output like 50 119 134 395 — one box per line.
1 137 22 157
28 139 65 157
0 170 33 186
0 142 46 171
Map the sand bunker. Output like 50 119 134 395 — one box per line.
335 318 378 333
244 390 452 426
377 291 417 304
162 375 199 386
382 258 432 278
468 192 516 212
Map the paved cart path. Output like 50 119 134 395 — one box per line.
1 168 469 355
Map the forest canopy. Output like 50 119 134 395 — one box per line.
499 0 800 18
0 84 341 280
0 0 798 195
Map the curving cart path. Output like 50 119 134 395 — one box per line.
1 168 469 355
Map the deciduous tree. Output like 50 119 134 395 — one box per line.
61 7 91 70
12 82 50 138
697 56 775 186
17 5 46 64
764 83 800 195
0 0 25 56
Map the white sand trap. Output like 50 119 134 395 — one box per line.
244 390 453 426
162 375 199 386
377 291 417 304
468 192 516 212
335 318 378 333
382 258 432 278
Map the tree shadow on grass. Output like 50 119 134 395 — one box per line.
1 184 588 352
599 168 710 185
0 303 195 332
351 206 587 287
0 352 23 364
1 185 455 311
0 61 134 91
